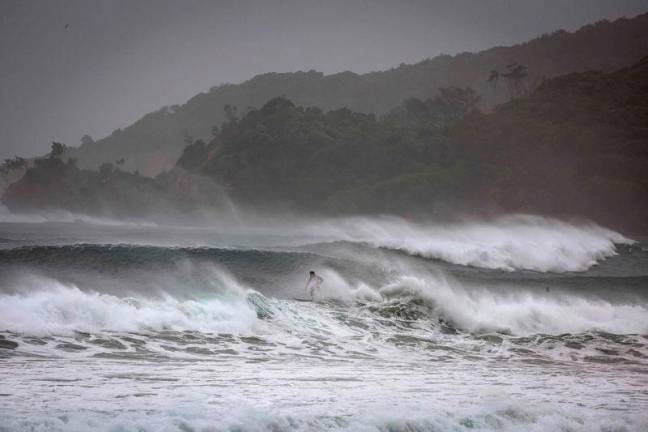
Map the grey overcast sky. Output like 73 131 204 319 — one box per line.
1 0 647 161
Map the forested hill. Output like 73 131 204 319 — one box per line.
450 56 648 233
66 13 648 176
4 58 648 232
179 89 479 215
180 57 648 233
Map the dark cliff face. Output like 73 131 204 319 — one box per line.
450 57 648 233
64 13 648 176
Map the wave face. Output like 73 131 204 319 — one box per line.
377 273 648 336
0 276 256 336
306 214 634 272
0 215 646 431
0 213 633 273
2 269 647 339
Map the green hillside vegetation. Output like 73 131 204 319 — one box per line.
65 13 648 176
0 157 30 196
184 57 648 231
4 57 648 232
181 87 480 214
452 57 648 232
1 145 208 218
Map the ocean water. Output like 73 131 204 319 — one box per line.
0 214 647 431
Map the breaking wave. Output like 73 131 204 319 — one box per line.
0 211 634 273
0 274 256 336
2 401 646 432
377 272 648 335
2 269 647 339
308 214 633 272
1 213 645 431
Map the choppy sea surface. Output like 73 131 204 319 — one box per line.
0 214 647 431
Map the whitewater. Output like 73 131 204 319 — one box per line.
0 214 647 431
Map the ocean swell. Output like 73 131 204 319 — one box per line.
310 214 633 272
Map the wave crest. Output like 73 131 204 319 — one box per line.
0 275 256 336
375 272 648 335
311 214 633 272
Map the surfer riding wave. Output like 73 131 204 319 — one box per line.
305 270 324 299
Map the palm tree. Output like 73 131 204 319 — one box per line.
487 70 500 97
502 64 529 97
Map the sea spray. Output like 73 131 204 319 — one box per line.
376 269 648 335
0 211 633 272
307 214 633 272
1 210 646 431
0 273 258 336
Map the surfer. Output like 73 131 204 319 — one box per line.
305 270 324 299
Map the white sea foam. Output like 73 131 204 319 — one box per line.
2 267 647 338
1 400 645 432
1 202 645 432
307 214 633 272
379 271 648 335
2 274 647 432
0 206 631 273
0 276 257 336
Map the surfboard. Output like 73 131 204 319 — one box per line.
293 298 314 302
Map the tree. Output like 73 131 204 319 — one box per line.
403 97 430 119
80 135 95 147
182 131 194 146
50 142 66 159
99 162 114 177
1 157 27 173
177 140 208 171
427 87 481 121
487 70 500 97
223 104 238 123
502 64 529 97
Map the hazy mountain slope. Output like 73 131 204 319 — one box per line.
189 58 648 232
67 13 648 176
5 58 648 232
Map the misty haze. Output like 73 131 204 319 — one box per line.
1 1 648 431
